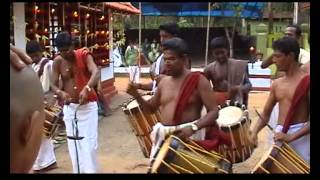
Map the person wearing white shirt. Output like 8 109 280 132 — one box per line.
132 22 180 92
26 40 58 173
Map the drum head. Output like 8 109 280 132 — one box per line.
217 106 243 126
151 135 180 172
125 95 153 109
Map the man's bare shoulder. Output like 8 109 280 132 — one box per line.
272 77 285 90
203 62 215 72
273 77 284 84
53 55 63 64
197 74 211 88
157 75 170 87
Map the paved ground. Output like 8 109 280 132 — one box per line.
45 77 273 174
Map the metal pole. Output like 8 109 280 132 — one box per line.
138 2 142 67
78 2 81 46
293 2 299 24
62 3 65 29
205 2 211 66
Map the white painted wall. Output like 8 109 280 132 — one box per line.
101 64 114 81
13 3 26 50
100 9 114 82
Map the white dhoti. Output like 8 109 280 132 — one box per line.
128 65 140 83
63 102 99 173
149 121 205 162
32 137 57 170
269 103 279 129
267 103 280 144
275 123 310 164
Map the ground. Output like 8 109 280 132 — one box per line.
45 77 273 174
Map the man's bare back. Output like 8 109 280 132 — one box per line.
272 69 309 125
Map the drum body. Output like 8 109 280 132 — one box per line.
252 142 310 174
43 104 63 139
123 94 161 157
216 100 254 163
149 135 232 174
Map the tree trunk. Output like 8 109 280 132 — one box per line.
225 23 235 58
268 2 274 34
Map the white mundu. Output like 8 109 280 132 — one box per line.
275 123 310 164
63 102 99 173
32 58 57 171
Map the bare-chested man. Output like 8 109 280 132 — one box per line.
203 36 252 106
50 32 99 173
126 37 219 160
251 37 310 164
265 25 310 130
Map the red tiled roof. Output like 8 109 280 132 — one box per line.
105 2 140 14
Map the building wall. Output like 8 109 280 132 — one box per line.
13 3 26 50
248 20 291 36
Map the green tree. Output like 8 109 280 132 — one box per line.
212 3 244 58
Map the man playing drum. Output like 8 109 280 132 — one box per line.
26 40 58 173
51 32 100 173
201 37 252 152
126 37 219 161
203 36 252 107
250 37 310 164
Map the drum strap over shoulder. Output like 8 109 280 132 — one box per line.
172 72 202 125
282 75 310 133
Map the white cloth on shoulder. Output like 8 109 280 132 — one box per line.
152 54 164 93
40 60 53 92
149 121 205 162
274 123 310 164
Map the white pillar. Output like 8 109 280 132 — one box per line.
205 2 211 66
13 2 26 50
293 2 299 24
138 2 142 67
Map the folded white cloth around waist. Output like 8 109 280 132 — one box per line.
149 121 205 162
274 122 310 164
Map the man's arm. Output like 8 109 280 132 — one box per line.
252 81 277 136
274 121 310 143
240 70 252 94
261 54 274 69
195 75 219 129
85 54 99 88
50 58 61 93
275 87 310 142
127 80 162 113
134 82 153 91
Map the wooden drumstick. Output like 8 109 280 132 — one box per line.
254 108 275 133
